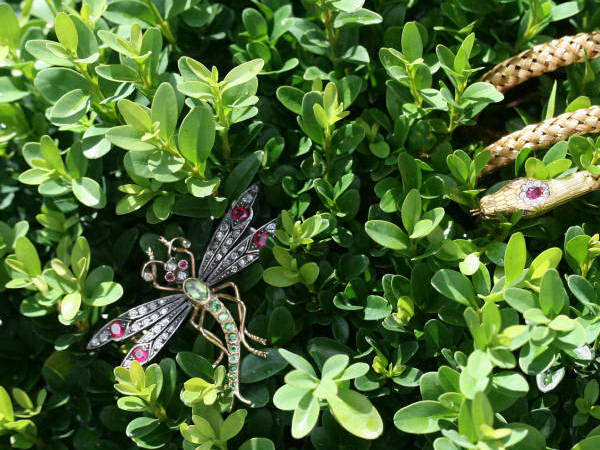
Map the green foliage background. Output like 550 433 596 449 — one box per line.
2 0 600 449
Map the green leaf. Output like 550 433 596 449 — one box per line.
571 436 600 450
364 220 409 250
539 269 567 317
87 282 124 306
60 292 81 321
55 13 78 53
328 389 383 440
107 125 157 151
40 136 66 173
49 89 90 125
221 59 264 92
220 409 247 441
34 68 91 103
276 86 304 115
152 82 178 140
462 82 503 103
431 269 476 307
291 391 319 438
223 150 263 198
72 177 106 209
505 232 526 286
364 295 392 320
334 9 383 28
401 22 423 62
528 247 562 280
0 3 20 49
239 438 275 450
401 189 421 234
0 386 14 422
394 401 454 434
278 349 315 377
96 64 139 82
178 104 215 167
117 99 152 131
15 237 41 276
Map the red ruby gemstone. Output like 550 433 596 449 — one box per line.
253 231 268 248
164 271 175 282
526 186 543 199
231 206 249 221
109 320 125 338
132 347 148 363
178 260 188 270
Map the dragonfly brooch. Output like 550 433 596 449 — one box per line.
87 184 276 406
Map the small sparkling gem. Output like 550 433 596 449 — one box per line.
139 306 147 314
228 333 238 342
229 344 240 353
142 272 153 281
231 382 238 390
164 272 175 282
231 206 249 221
253 231 269 247
184 279 209 301
224 322 235 332
526 186 543 199
109 321 125 338
133 347 148 363
178 260 188 270
230 364 238 372
176 271 188 282
182 239 191 248
151 314 158 320
210 301 221 312
165 258 177 272
229 354 239 363
160 308 168 315
218 312 229 322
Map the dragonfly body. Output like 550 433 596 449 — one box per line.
87 184 275 407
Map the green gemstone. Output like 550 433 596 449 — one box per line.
224 322 235 332
230 364 238 372
209 301 221 312
218 311 229 322
183 279 209 301
228 333 238 342
229 354 239 363
229 344 239 353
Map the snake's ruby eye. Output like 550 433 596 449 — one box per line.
526 186 543 199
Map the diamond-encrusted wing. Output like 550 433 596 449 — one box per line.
197 184 260 280
121 300 192 367
205 219 277 286
86 294 187 350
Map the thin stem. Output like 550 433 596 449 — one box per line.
143 0 176 44
322 8 340 72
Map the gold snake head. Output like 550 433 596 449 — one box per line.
473 172 600 219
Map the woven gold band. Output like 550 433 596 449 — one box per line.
480 32 600 174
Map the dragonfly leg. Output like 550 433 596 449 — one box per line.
213 350 225 368
189 307 230 358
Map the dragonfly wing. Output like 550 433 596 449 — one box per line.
205 219 276 286
86 294 187 350
121 301 193 367
197 184 260 279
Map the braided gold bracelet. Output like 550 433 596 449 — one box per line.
473 32 600 218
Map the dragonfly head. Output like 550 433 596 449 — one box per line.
182 278 211 303
140 236 196 292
